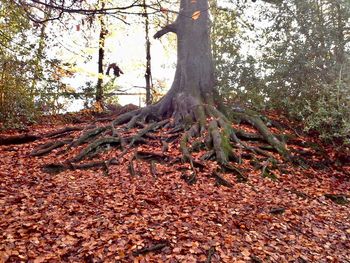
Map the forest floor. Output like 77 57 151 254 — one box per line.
0 108 349 263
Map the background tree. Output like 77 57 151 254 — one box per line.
211 0 266 108
96 1 107 109
0 0 80 126
143 0 153 105
0 0 35 127
210 0 349 143
259 0 350 141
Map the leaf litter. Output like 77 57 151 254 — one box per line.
0 111 349 262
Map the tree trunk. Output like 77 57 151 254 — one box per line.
334 1 345 65
30 4 52 103
96 3 106 107
143 0 152 105
153 0 216 122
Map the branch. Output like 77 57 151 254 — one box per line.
28 0 142 14
22 0 162 17
261 0 283 4
154 23 177 39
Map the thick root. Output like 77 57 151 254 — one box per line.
129 120 168 147
0 134 40 145
45 126 86 139
42 158 118 175
70 126 108 148
30 139 72 156
72 137 120 162
212 171 233 188
232 111 290 159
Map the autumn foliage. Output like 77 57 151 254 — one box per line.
0 111 349 262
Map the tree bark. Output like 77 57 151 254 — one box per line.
153 0 216 122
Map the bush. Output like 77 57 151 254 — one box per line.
0 61 37 129
302 87 350 144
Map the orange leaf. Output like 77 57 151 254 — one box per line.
192 11 201 20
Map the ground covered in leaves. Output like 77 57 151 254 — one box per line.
0 110 349 262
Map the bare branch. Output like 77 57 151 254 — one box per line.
154 23 177 39
25 0 144 15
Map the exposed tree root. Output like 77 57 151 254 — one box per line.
45 126 86 139
30 139 73 156
212 171 233 188
34 100 296 186
0 134 40 145
43 158 118 175
132 242 169 256
0 125 90 146
181 173 197 185
205 246 216 263
234 129 293 143
72 137 120 162
129 156 137 176
324 194 349 205
221 163 248 183
70 126 108 148
150 161 157 178
269 207 286 215
136 151 170 163
231 111 290 159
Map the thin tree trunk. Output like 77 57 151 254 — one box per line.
143 0 152 105
334 1 345 65
30 7 51 102
96 2 106 107
0 62 6 110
